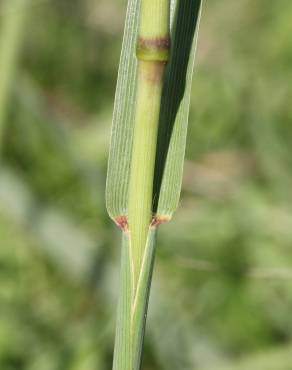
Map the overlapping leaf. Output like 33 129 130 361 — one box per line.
106 0 202 220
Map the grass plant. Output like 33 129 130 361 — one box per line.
106 0 202 368
1 0 292 368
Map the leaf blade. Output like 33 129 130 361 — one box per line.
105 0 139 219
154 0 203 217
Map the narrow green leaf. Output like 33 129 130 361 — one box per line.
105 0 139 219
154 0 202 217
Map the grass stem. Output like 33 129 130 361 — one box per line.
113 0 170 368
0 0 28 150
128 0 170 291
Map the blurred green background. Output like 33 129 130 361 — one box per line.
1 0 292 369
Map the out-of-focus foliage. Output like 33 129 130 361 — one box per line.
0 0 292 369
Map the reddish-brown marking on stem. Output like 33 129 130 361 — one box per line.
151 215 171 228
138 37 171 51
114 216 129 233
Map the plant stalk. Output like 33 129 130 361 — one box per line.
128 0 170 289
0 0 28 151
113 0 170 369
113 229 157 370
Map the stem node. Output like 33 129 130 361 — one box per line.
136 36 170 62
